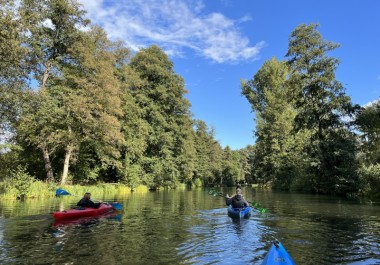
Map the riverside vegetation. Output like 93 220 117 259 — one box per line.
0 0 379 200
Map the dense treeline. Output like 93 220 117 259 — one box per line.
1 1 379 199
0 0 250 191
242 24 380 198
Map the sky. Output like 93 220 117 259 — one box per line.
79 0 380 150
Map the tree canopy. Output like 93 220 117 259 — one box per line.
1 2 378 198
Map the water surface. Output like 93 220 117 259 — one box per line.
0 188 379 264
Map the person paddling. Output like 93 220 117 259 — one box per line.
225 185 249 208
77 192 102 209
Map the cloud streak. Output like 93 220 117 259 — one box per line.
79 0 264 63
363 98 380 108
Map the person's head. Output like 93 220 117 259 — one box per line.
84 192 91 199
236 188 242 195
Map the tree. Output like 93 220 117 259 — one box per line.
238 145 255 184
15 0 89 181
16 88 63 181
193 120 223 186
125 45 195 189
222 146 244 186
242 57 306 188
286 24 359 195
0 0 29 138
16 1 124 184
356 100 380 165
54 26 124 184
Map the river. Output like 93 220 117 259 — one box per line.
0 187 379 264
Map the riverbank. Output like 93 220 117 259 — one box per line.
0 181 150 200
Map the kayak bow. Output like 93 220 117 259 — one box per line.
261 240 296 265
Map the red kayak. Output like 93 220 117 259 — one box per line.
53 204 114 220
53 211 121 226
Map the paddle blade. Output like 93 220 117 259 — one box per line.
110 202 123 211
55 188 71 196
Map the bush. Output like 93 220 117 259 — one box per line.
10 166 35 199
123 164 141 190
359 164 380 200
193 178 203 187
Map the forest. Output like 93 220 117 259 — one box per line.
0 0 379 199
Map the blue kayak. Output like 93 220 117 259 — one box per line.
227 205 252 218
261 240 296 265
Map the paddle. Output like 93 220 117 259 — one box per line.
207 188 268 214
55 188 123 210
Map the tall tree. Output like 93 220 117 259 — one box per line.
16 1 124 184
286 24 359 194
54 26 124 184
222 146 244 186
125 45 195 189
193 120 223 185
238 145 255 184
0 0 29 137
15 0 89 181
242 57 306 188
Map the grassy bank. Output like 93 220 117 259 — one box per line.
0 180 148 200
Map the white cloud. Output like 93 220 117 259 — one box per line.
363 98 380 108
79 0 264 63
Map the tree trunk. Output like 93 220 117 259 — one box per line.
42 61 51 88
42 147 54 182
60 144 73 185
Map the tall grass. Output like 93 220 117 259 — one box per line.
0 181 148 200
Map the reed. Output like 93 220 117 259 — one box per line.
0 181 148 200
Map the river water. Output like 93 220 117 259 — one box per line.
0 188 379 264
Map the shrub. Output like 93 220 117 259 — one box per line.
10 166 35 199
359 164 380 200
193 178 203 187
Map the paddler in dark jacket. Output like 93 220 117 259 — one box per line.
77 192 102 208
225 186 249 208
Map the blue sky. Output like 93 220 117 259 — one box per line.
80 0 380 150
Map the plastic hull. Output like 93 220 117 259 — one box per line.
261 241 296 265
53 204 114 220
227 205 252 218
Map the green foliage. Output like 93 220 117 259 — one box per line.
242 24 361 196
123 164 142 190
0 0 237 192
238 145 255 183
286 24 359 195
222 146 244 186
9 166 35 199
193 178 203 187
0 0 30 131
356 100 380 165
242 58 303 189
359 164 380 200
121 45 197 189
3 2 347 196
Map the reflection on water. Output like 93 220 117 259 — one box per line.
177 208 268 264
0 188 379 264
